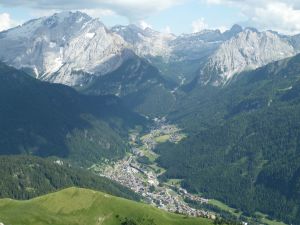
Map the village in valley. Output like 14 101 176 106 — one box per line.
91 118 216 219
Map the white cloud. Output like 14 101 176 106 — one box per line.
30 9 63 17
30 8 116 18
204 0 300 34
191 18 228 33
0 13 18 32
192 18 209 33
81 9 116 18
216 26 228 33
137 20 152 30
205 0 223 3
0 0 184 21
252 2 300 34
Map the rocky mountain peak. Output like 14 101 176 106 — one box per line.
1 12 299 89
200 28 297 86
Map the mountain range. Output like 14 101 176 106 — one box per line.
158 54 300 224
2 11 300 89
2 10 300 225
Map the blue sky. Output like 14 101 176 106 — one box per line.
1 0 300 35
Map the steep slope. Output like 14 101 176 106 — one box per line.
157 54 300 224
0 155 140 201
0 187 213 225
0 11 129 86
0 12 191 99
152 30 224 84
3 12 298 90
170 25 242 62
0 13 257 88
111 24 175 59
147 25 243 84
82 56 176 116
0 62 145 166
0 12 175 88
200 29 297 86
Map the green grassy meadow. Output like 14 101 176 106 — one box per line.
0 187 213 225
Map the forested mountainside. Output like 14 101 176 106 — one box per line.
0 62 146 166
81 56 176 116
0 155 140 201
155 54 300 224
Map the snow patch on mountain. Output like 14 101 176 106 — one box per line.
85 32 95 39
0 12 132 86
0 12 299 88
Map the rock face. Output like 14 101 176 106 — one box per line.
169 25 242 62
200 29 297 86
0 12 130 86
1 11 300 88
0 12 241 87
82 55 167 97
111 24 175 59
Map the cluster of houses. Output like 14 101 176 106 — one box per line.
178 187 209 204
98 118 216 219
141 119 185 149
101 156 215 219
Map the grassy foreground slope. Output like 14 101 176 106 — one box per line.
0 187 212 225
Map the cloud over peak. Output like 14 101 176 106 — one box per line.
192 18 209 33
204 0 300 34
0 13 18 32
0 0 183 21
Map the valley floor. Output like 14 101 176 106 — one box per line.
90 118 215 219
90 118 287 225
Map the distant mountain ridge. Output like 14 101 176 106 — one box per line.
1 11 300 89
200 28 299 86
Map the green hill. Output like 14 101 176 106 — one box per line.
0 187 212 225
